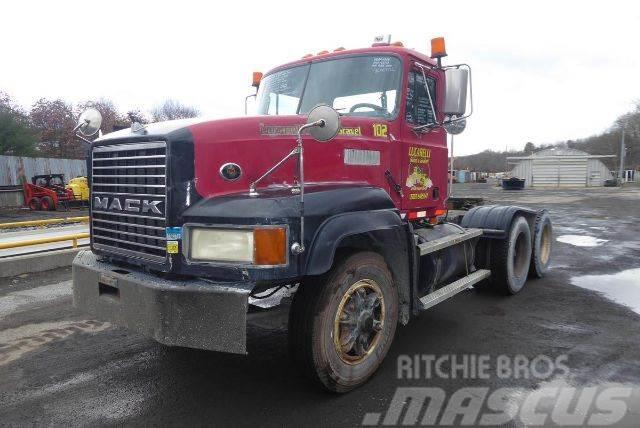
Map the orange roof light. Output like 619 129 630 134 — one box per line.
334 47 346 52
302 53 313 58
317 50 329 55
391 41 404 47
430 37 447 59
252 71 263 88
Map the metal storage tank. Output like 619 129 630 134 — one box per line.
507 148 614 188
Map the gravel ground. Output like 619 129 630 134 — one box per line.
1 183 639 427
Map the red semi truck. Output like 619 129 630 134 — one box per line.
72 37 553 392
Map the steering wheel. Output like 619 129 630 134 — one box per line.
349 103 386 113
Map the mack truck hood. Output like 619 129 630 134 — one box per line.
93 113 394 214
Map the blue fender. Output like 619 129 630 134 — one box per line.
304 209 414 324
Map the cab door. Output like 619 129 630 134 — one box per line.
399 64 447 212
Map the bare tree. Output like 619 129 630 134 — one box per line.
151 99 199 122
29 98 82 158
77 98 128 134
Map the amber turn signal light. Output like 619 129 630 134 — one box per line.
430 37 447 59
254 227 287 265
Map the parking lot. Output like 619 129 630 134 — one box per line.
1 182 639 426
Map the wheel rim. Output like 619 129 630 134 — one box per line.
513 231 529 279
333 279 385 365
539 223 552 265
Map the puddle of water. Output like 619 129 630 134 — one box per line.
557 235 608 247
570 268 640 315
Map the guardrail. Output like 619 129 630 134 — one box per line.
0 216 89 229
0 233 89 250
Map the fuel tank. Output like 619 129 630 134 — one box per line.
414 223 477 296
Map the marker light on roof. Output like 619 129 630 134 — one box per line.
430 37 447 58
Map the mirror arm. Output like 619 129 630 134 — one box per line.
249 146 300 196
245 91 257 115
289 119 323 254
73 119 94 145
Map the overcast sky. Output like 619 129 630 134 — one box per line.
2 0 639 155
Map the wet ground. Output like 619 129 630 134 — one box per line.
1 183 639 426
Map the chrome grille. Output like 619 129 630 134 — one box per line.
91 141 167 263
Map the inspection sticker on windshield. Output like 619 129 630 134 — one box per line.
166 227 182 240
167 241 179 254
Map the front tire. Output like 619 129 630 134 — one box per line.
289 252 398 393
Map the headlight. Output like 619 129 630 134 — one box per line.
188 227 287 265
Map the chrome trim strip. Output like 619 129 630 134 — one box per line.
92 165 165 169
93 243 167 263
93 141 166 152
91 217 165 231
91 191 166 198
93 174 166 178
93 155 165 162
93 234 166 250
92 210 165 221
92 226 166 240
91 183 165 188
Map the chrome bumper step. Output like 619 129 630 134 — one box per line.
419 269 491 310
417 228 483 256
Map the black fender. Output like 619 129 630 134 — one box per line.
461 205 539 239
460 205 541 272
304 209 414 324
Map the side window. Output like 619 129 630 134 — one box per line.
405 70 436 126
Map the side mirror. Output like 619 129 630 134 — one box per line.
306 104 341 142
444 68 468 116
76 108 103 137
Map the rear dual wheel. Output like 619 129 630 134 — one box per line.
289 252 398 393
490 216 532 294
529 211 553 278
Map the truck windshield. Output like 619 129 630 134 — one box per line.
256 55 402 119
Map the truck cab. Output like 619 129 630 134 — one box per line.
72 37 552 392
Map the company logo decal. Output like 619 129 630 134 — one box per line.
93 196 163 215
406 147 433 201
338 126 362 136
260 124 363 137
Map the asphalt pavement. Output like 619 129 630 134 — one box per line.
1 183 640 426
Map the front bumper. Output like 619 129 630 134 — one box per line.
72 250 255 354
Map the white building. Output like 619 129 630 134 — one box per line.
507 148 615 188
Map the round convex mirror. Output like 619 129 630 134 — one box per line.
77 108 103 136
307 104 341 142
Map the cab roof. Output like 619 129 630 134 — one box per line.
265 45 438 76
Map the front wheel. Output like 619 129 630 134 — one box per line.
289 252 398 393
